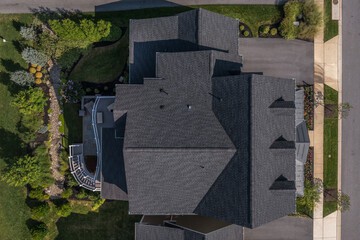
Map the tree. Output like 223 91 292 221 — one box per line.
48 18 111 49
12 87 47 116
20 26 37 41
337 191 350 212
21 47 49 67
56 201 72 217
0 155 42 187
10 70 34 86
29 221 48 240
31 202 51 220
29 187 50 201
298 179 323 210
336 102 352 119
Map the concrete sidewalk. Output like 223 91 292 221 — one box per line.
313 0 342 239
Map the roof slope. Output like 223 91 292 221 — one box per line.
129 9 239 83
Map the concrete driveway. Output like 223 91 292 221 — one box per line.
239 38 314 85
244 216 313 240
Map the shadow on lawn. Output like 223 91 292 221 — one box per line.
1 59 24 72
0 71 22 96
0 128 26 165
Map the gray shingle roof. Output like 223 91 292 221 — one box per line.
129 9 239 84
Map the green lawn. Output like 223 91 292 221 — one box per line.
323 85 338 216
324 0 339 42
0 14 34 240
69 31 129 83
55 201 141 240
63 103 83 148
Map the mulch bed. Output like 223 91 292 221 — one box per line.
304 86 314 130
239 21 253 38
304 147 314 182
258 22 282 38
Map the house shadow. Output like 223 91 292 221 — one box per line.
95 0 187 12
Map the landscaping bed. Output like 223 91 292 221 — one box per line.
239 22 253 38
304 85 314 130
323 84 338 216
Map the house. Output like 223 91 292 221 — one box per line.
69 8 309 239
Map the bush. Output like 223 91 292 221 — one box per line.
10 70 34 86
12 87 47 116
20 26 36 41
29 221 48 240
239 25 245 31
243 31 250 37
29 67 36 74
94 88 100 94
260 25 270 35
61 80 84 103
29 188 49 201
270 28 278 36
92 198 105 211
48 18 111 49
76 189 88 199
85 88 91 93
21 47 49 67
35 72 43 78
61 188 73 199
36 65 42 71
298 0 322 40
56 201 72 217
31 202 50 220
35 78 42 85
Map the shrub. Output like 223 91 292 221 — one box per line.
239 25 245 31
35 78 42 85
270 28 278 36
85 88 91 93
12 87 47 116
260 25 270 35
29 188 50 201
10 70 34 86
76 189 88 199
94 88 100 94
48 18 111 49
61 80 84 103
31 202 50 220
29 221 48 240
56 201 72 217
243 31 250 37
36 65 42 71
29 67 36 74
92 198 105 211
35 72 43 78
298 0 322 40
104 86 108 91
20 26 36 41
61 188 73 199
21 47 49 67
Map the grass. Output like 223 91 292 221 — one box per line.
323 85 338 216
324 0 339 42
55 201 141 240
324 201 337 217
62 103 83 148
69 32 129 83
0 13 34 240
199 5 283 37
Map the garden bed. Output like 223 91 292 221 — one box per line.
304 85 314 130
239 22 253 38
258 23 281 38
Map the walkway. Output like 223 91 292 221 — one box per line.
0 0 286 13
313 0 342 239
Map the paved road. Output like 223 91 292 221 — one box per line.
341 0 360 239
239 38 314 85
244 216 313 240
0 0 287 13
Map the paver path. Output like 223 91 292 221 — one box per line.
46 64 64 197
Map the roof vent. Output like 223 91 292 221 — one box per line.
159 88 168 95
160 105 165 109
187 104 192 110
